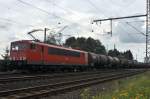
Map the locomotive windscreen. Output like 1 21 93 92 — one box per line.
11 42 28 51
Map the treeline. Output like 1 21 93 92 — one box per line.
108 49 133 60
64 37 106 54
63 37 133 60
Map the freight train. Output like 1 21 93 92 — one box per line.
9 40 140 71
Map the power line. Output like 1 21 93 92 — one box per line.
45 0 81 18
45 0 95 31
17 0 92 32
17 0 74 23
125 20 145 23
84 0 111 36
45 0 94 33
1 4 59 29
46 0 72 14
0 2 48 28
17 0 53 16
17 0 68 24
0 1 54 28
119 23 144 41
47 0 112 36
91 0 146 37
17 0 111 37
86 0 107 17
17 0 69 24
87 0 122 37
109 21 145 45
125 22 146 36
109 0 137 7
0 17 34 27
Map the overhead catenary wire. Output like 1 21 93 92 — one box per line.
1 0 102 38
0 17 34 27
1 0 86 28
18 0 99 39
125 22 146 36
45 0 84 19
120 22 145 41
17 0 54 16
17 0 69 25
86 0 108 17
17 0 71 24
46 0 105 36
126 20 145 23
111 2 146 37
0 4 65 27
90 0 146 37
108 0 138 8
17 0 93 33
0 3 49 28
0 2 49 28
86 0 117 36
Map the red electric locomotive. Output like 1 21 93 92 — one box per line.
10 40 88 70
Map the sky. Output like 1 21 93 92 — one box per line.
0 0 146 62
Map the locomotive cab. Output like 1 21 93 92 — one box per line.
10 41 29 68
10 41 28 60
10 40 45 69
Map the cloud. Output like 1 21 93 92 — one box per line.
113 18 145 43
0 21 12 30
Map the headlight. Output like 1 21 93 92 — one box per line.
9 57 12 60
13 57 15 60
23 57 26 60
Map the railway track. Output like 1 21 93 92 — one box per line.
0 69 146 99
0 72 21 77
0 70 120 91
0 69 116 84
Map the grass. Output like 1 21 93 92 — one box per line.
81 71 150 99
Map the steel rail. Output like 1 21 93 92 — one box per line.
0 70 145 99
0 70 116 84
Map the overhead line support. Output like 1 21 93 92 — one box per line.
93 14 147 62
93 14 147 22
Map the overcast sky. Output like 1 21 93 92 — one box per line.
0 0 146 62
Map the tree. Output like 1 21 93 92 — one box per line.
108 49 134 60
0 46 10 71
1 46 10 60
108 49 120 57
64 37 106 54
76 37 87 50
94 40 106 54
65 37 76 47
123 50 133 60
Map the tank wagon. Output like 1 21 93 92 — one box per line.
9 40 139 70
